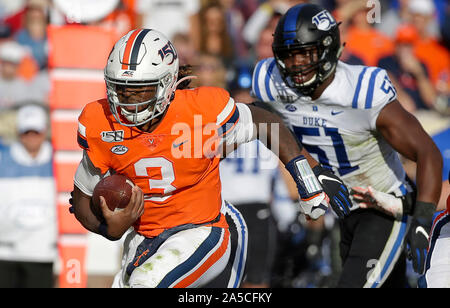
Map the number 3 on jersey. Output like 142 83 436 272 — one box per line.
134 157 176 202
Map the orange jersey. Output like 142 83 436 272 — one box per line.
77 86 240 237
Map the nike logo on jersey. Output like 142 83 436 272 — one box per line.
173 140 188 148
318 174 342 184
331 110 344 116
415 226 429 240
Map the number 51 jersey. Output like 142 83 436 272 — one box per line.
252 59 411 201
77 87 239 237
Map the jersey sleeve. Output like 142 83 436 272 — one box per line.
74 151 109 196
77 102 111 174
192 87 256 157
367 68 397 130
351 67 398 130
194 86 240 139
251 57 278 103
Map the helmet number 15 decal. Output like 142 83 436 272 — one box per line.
312 10 336 31
134 157 176 202
158 42 178 65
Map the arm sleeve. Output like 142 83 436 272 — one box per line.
74 150 110 196
220 103 255 148
77 104 110 174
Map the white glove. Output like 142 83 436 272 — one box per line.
351 186 403 220
298 192 329 220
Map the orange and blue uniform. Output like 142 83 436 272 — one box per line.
77 86 247 287
78 86 239 237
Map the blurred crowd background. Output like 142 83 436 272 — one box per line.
0 0 448 288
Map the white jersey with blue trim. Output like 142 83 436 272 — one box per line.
252 59 410 199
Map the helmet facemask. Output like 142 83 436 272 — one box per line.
104 29 180 127
274 41 339 96
106 71 177 127
272 3 343 97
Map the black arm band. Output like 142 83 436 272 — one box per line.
400 192 416 215
98 222 120 241
413 201 436 223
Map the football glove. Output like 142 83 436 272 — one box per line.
350 186 433 273
312 165 352 218
285 155 328 220
406 201 435 274
298 192 329 220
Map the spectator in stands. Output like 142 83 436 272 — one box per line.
97 0 136 38
0 0 27 38
0 41 32 108
334 0 394 66
220 0 252 62
408 0 450 89
378 25 437 112
0 104 57 288
136 0 200 41
250 11 282 63
193 2 235 67
441 1 450 50
192 53 228 89
172 32 197 67
228 64 253 104
0 40 49 109
376 0 440 39
243 0 305 47
14 0 49 70
254 25 276 62
231 0 258 21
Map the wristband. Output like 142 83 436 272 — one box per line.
285 155 323 200
413 201 436 225
98 222 120 241
400 192 416 215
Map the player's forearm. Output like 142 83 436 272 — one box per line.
72 186 102 234
248 104 319 167
414 147 443 206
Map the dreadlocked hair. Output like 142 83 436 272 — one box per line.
176 64 194 90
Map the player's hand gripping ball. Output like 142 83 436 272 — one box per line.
91 174 135 220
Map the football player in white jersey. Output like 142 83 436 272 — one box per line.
252 3 443 288
352 173 450 288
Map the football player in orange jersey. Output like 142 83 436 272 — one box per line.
70 29 352 288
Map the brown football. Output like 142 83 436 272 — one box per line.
91 174 134 220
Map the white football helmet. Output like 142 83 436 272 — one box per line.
104 29 179 126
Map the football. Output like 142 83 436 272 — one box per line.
91 174 134 220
